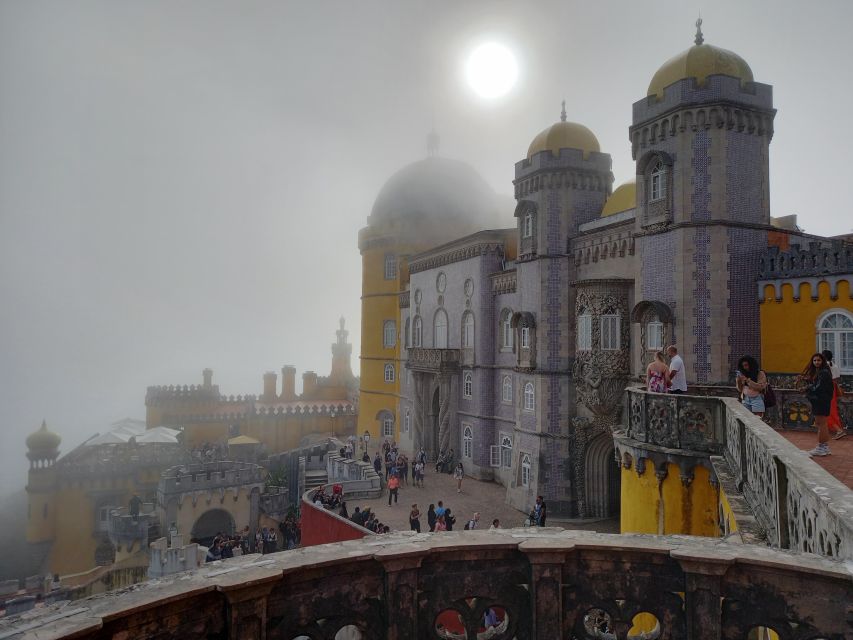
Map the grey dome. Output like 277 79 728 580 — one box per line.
370 157 498 225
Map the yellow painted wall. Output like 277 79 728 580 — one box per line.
719 487 739 537
26 468 57 544
621 463 718 536
172 489 254 540
761 279 852 374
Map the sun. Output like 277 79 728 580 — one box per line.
465 42 518 99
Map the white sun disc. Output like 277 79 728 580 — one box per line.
466 42 518 99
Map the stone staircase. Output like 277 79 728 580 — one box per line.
304 470 328 490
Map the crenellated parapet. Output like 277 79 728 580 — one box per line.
491 269 517 295
157 461 265 498
759 239 853 279
145 384 222 406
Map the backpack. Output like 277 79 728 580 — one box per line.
463 522 470 530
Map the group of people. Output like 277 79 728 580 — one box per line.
349 506 391 534
311 483 344 509
412 502 501 533
204 530 249 561
647 345 847 458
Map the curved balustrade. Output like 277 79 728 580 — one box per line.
3 530 849 639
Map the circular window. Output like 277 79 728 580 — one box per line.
436 272 447 293
464 278 474 298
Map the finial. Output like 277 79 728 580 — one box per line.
41 419 47 430
694 16 704 45
560 100 567 123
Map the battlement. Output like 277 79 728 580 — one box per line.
158 461 265 497
759 239 853 279
56 444 191 479
633 74 774 125
147 535 204 579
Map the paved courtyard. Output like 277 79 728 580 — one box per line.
345 466 619 534
775 428 853 488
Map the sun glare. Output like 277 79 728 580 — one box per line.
465 42 518 99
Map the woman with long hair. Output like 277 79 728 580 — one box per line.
427 503 437 532
799 352 835 456
409 503 421 533
646 351 669 393
453 462 464 493
736 355 768 417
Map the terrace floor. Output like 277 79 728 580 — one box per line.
776 428 853 488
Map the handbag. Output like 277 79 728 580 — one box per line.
763 382 777 408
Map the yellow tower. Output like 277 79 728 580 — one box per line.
357 143 504 444
25 421 60 550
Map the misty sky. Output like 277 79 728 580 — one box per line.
1 0 851 491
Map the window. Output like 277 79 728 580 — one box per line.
463 371 473 398
382 417 394 437
647 319 663 351
577 314 592 351
462 312 474 348
650 160 666 202
501 309 514 350
405 318 411 348
523 213 533 238
521 453 531 487
601 315 621 351
463 424 473 458
383 320 396 348
500 435 513 468
413 316 423 347
434 309 448 348
521 327 530 349
384 253 397 279
818 311 853 372
405 410 410 433
502 375 512 403
523 382 535 411
384 363 395 382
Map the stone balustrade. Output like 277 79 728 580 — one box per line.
617 387 853 562
406 348 461 373
2 530 849 639
157 461 265 495
326 453 382 499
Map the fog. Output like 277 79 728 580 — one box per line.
1 0 851 493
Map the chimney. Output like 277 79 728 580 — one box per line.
262 372 278 402
302 371 318 398
202 369 213 388
281 366 296 401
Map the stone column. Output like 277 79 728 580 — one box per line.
378 554 424 640
525 549 564 638
412 373 424 453
222 580 276 640
437 375 452 455
672 551 734 640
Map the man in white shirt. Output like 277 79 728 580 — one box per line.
666 345 688 394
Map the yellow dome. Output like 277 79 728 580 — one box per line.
648 23 753 98
26 420 61 453
527 104 600 159
601 181 636 217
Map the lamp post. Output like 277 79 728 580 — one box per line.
363 430 370 455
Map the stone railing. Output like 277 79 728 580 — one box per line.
405 348 460 373
325 454 383 499
398 290 410 308
157 461 265 495
107 504 157 546
619 387 853 562
3 531 849 639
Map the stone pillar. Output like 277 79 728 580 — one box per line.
223 581 276 640
672 551 734 640
379 554 423 639
525 549 564 638
437 375 452 455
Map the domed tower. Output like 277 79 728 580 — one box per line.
631 20 776 380
357 145 500 442
510 105 613 516
25 420 60 545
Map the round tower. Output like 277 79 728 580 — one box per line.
25 420 60 544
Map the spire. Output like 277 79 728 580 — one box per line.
694 16 704 45
560 100 567 122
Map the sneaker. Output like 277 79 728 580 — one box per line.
807 444 831 457
832 431 847 440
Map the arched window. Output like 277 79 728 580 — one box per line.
384 363 395 383
523 382 535 411
462 312 475 348
521 453 531 487
384 253 397 279
405 317 411 348
818 310 853 372
377 410 395 438
434 309 448 348
500 309 514 350
463 371 473 398
577 314 592 351
383 320 396 348
413 316 423 347
502 375 513 403
500 435 513 468
650 159 666 202
646 317 663 351
523 213 533 238
463 424 473 458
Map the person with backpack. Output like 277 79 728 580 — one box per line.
463 512 480 530
736 355 768 417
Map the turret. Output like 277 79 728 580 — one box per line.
25 420 60 543
262 372 278 403
330 317 354 381
281 366 297 401
303 371 318 397
202 368 213 388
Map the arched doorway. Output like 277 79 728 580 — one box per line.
191 508 235 546
584 432 621 519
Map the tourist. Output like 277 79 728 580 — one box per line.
453 462 465 493
362 450 370 463
409 503 421 533
465 512 480 530
736 355 768 417
646 351 668 393
489 519 501 530
339 501 348 519
800 353 834 457
531 496 547 526
414 460 424 487
823 350 846 439
434 514 447 531
399 455 409 486
268 528 277 552
427 503 437 532
666 345 687 394
373 452 382 475
388 473 400 506
444 508 456 531
435 500 446 519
